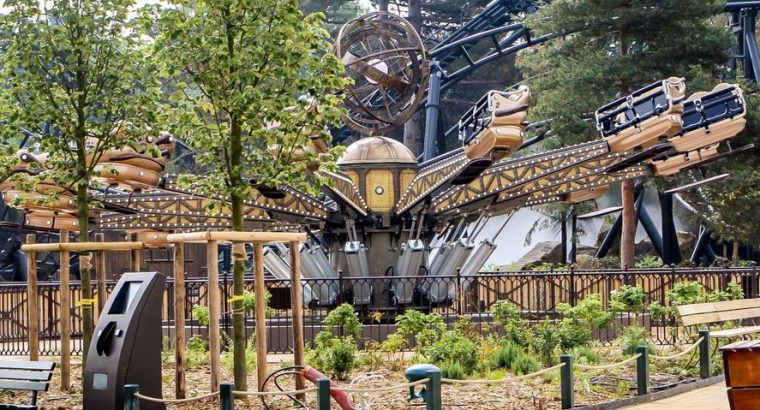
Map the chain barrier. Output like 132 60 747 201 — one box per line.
332 378 429 393
575 353 642 371
134 391 217 404
650 337 704 360
232 387 318 396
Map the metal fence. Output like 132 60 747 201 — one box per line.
1 267 758 356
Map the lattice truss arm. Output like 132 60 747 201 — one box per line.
319 171 368 217
97 175 335 231
431 141 651 216
394 151 470 214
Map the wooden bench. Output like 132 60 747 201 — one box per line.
0 360 55 409
677 298 760 338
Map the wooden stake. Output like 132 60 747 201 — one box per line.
289 241 305 398
174 243 187 399
26 234 38 361
95 233 107 316
59 231 71 391
254 242 267 391
207 240 221 392
130 233 142 271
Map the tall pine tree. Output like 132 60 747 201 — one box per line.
517 0 731 268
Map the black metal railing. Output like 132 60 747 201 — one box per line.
1 267 757 356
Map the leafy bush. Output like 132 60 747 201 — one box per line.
424 330 479 374
242 290 272 316
532 319 561 366
222 334 256 373
617 326 653 356
569 345 601 364
192 304 209 327
556 294 612 350
494 341 521 369
511 353 540 375
307 304 361 380
709 282 744 302
635 255 663 269
668 282 706 307
610 285 646 314
185 335 210 368
491 300 530 346
441 361 466 380
388 310 446 354
649 301 670 321
558 322 592 351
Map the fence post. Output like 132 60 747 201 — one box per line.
560 355 574 409
124 384 140 410
456 268 462 315
317 378 331 410
426 368 442 410
636 346 649 395
219 382 233 410
699 329 711 379
569 266 576 306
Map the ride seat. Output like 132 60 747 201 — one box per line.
597 77 686 152
651 143 720 176
669 83 746 153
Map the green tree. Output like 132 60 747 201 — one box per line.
517 0 731 268
153 0 348 390
0 0 161 365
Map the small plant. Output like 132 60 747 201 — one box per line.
610 285 646 315
440 361 465 380
494 341 521 369
569 345 601 364
222 334 256 373
511 352 540 375
709 282 744 302
424 330 479 374
556 294 612 350
330 339 356 380
635 255 663 269
185 335 210 368
491 300 530 347
532 318 560 366
617 325 653 356
307 304 361 380
192 304 210 327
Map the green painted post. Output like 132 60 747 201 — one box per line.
426 369 442 410
699 329 711 379
123 384 139 410
636 346 650 395
317 378 331 410
219 382 234 410
560 355 574 410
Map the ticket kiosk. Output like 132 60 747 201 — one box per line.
83 272 166 409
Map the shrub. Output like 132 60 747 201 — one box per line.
635 255 663 269
618 325 653 356
558 322 592 351
610 285 646 314
307 304 361 380
392 310 446 354
222 334 256 373
709 282 744 302
569 345 601 364
330 339 357 380
511 352 540 375
324 303 362 340
667 282 706 307
491 300 530 347
185 335 210 368
192 304 210 327
494 341 521 369
441 361 466 380
532 319 560 366
556 294 612 350
424 330 479 374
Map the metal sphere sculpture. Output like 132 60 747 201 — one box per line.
334 12 429 135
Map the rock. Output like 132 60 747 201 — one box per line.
635 238 657 256
575 245 598 258
677 231 696 258
515 241 562 269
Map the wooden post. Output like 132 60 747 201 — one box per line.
289 241 305 397
26 234 38 361
254 242 267 391
130 232 142 271
59 231 71 391
174 243 187 399
207 240 221 392
95 233 107 316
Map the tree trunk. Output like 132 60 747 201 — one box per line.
230 119 247 391
378 0 389 12
403 0 424 155
620 180 636 269
76 182 93 365
733 241 740 266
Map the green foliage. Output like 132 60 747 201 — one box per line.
617 326 653 356
222 334 256 372
494 341 521 369
324 303 362 340
491 300 530 346
511 353 540 376
709 282 745 302
532 319 561 366
386 310 446 355
556 294 614 351
307 304 360 380
424 330 479 375
635 256 664 269
440 361 466 380
243 290 272 315
610 285 646 314
668 282 708 306
192 304 210 327
649 301 670 321
185 335 210 368
569 345 601 365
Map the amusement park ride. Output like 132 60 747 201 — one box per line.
0 1 757 313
